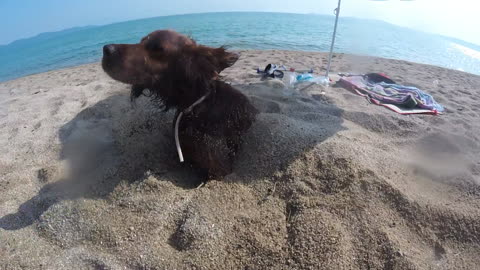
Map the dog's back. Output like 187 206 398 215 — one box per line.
178 81 258 178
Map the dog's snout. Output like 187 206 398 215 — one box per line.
103 44 116 56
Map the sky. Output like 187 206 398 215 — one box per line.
1 0 479 45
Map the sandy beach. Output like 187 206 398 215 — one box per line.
1 50 480 269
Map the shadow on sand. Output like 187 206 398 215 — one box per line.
0 83 345 230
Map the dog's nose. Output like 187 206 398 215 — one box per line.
103 44 116 56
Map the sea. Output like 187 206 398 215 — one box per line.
1 12 480 82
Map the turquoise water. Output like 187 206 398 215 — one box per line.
1 12 480 82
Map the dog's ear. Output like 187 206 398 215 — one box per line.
211 46 239 72
176 45 239 87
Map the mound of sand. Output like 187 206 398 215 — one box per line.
1 50 480 269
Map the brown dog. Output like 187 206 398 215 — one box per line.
102 30 258 179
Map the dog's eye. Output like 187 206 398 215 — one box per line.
146 43 164 52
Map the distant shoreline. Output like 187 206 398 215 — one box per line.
1 50 479 85
3 11 480 47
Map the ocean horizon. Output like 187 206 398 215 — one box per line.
1 12 480 82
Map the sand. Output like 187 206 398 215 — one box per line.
1 50 480 269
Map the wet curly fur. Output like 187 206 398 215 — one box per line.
102 30 258 179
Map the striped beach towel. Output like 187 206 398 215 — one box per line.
338 73 444 115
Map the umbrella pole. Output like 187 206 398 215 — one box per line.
325 0 342 79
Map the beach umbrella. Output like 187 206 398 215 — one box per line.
325 0 342 80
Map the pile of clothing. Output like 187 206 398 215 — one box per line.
338 73 444 115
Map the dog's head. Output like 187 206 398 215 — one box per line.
102 30 239 108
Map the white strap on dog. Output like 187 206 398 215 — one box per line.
174 93 209 162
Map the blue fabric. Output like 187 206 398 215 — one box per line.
340 74 445 112
372 82 445 112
